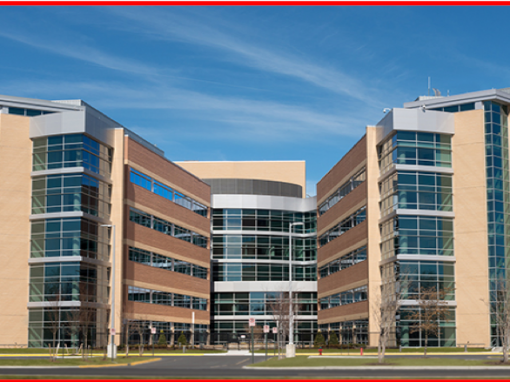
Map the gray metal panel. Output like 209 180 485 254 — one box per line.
373 108 455 145
204 178 302 198
212 194 317 212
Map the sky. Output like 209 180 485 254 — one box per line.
0 6 508 195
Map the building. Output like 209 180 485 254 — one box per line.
3 87 510 349
0 95 211 347
176 161 318 345
317 87 510 348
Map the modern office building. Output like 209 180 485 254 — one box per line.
3 87 510 349
176 161 318 345
317 87 510 347
0 95 211 347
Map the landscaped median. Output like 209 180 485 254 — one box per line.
247 355 510 368
0 356 161 367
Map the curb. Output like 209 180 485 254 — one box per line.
245 366 510 370
128 357 162 366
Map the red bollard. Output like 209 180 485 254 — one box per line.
319 347 322 356
360 348 363 356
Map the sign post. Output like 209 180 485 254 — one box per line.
272 326 277 356
263 325 269 361
249 317 255 364
151 327 156 356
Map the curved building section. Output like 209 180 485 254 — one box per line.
176 160 317 345
204 178 302 198
211 194 317 344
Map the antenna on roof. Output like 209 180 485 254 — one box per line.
433 88 441 97
428 77 431 96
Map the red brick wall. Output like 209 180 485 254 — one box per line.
318 301 368 322
317 135 366 202
318 221 367 265
318 261 368 297
318 185 367 234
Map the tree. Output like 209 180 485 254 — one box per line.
373 265 402 363
314 331 325 347
329 331 339 346
47 292 61 362
178 331 188 346
407 285 453 357
486 277 510 363
268 292 300 359
158 333 167 347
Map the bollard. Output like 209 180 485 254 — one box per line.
360 348 363 356
183 346 186 353
464 344 467 352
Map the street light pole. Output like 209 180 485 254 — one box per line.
101 224 116 360
286 221 303 359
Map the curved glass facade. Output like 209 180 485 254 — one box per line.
484 101 510 346
379 131 452 175
32 173 111 218
29 133 112 348
211 205 317 345
32 134 112 177
378 130 456 348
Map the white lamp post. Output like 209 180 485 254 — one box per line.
286 222 303 358
101 224 116 359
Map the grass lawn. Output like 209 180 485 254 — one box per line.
252 355 509 368
0 356 158 367
254 347 490 354
0 348 226 355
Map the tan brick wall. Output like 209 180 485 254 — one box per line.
0 114 31 345
453 110 490 347
365 126 382 347
176 161 306 197
317 135 366 204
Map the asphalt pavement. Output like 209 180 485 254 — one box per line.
1 355 510 379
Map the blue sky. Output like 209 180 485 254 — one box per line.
0 6 508 195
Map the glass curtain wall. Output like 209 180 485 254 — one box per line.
484 101 510 346
378 131 456 347
29 133 112 348
211 208 317 345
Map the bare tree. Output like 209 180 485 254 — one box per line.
63 283 96 360
486 278 510 363
47 293 61 362
373 268 403 363
407 285 453 357
268 292 300 359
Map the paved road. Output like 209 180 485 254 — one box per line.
1 355 510 378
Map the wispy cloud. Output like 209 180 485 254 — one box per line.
108 7 385 107
0 29 159 78
2 78 367 143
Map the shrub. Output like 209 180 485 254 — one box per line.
314 331 326 347
158 333 167 347
329 331 339 345
177 331 188 346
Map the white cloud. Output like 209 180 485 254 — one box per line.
108 7 386 107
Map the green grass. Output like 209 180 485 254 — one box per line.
0 356 157 367
0 348 226 355
254 347 490 354
252 355 509 368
